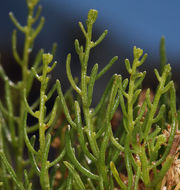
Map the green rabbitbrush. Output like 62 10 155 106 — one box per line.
0 0 179 189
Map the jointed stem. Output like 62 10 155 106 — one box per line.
17 3 37 179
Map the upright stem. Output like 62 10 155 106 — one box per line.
79 10 114 189
81 20 99 158
39 70 48 155
139 144 150 185
127 62 137 133
38 54 53 190
17 6 34 179
144 65 171 139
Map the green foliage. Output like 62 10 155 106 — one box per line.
0 0 179 190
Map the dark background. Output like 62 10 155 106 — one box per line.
1 0 180 105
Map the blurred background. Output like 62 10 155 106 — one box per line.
1 0 180 105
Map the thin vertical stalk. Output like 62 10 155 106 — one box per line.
9 0 44 179
79 11 100 158
126 62 136 133
124 134 133 190
140 144 150 185
143 65 171 139
16 5 34 180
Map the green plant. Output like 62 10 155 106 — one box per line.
0 0 179 189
